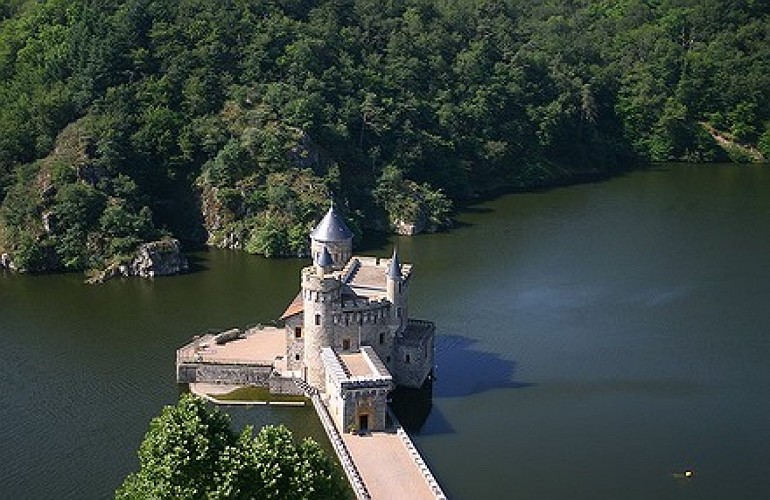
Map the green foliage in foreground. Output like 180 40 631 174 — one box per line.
1 0 769 272
116 393 348 500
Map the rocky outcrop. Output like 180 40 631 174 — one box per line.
0 253 15 270
130 239 189 278
41 211 57 234
393 217 425 236
86 238 188 283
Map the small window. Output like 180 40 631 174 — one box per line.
405 354 411 363
397 308 402 318
343 338 351 350
295 354 300 361
386 355 391 363
294 327 302 338
379 333 385 345
315 314 321 326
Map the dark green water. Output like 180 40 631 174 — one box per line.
2 164 769 499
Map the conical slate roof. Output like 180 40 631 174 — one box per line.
387 247 401 280
311 205 353 242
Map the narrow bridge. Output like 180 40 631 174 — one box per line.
311 394 446 500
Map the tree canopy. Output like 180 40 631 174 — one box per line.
116 393 348 500
1 0 768 273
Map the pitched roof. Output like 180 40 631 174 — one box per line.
310 205 353 242
280 292 304 320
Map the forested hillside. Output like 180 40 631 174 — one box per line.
1 0 768 273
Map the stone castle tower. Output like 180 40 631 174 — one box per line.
301 250 342 387
280 205 435 431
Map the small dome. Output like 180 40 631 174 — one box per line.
311 205 353 242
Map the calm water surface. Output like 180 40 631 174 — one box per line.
1 164 769 499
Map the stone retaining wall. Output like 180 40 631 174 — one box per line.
268 374 305 395
177 362 272 385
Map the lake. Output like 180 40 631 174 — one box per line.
1 163 769 499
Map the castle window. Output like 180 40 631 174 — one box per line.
405 354 411 363
295 354 300 361
386 355 391 363
294 327 302 338
397 308 402 319
379 333 385 345
315 314 321 326
343 338 351 350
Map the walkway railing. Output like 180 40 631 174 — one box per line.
388 408 447 499
311 395 371 500
177 354 275 366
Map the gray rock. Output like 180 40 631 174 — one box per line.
130 239 189 278
42 211 57 234
0 253 15 270
393 219 423 236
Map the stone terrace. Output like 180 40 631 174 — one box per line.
177 326 286 366
343 256 412 299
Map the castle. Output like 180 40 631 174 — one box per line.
177 205 436 436
280 205 436 432
176 205 444 496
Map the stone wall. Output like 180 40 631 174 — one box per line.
393 332 435 389
177 362 272 385
268 374 305 395
311 238 352 270
302 269 342 388
285 317 304 371
344 387 390 433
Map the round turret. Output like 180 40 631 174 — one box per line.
301 266 341 388
310 205 353 269
315 245 334 276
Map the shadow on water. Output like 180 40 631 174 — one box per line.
390 380 456 436
434 335 533 398
389 334 532 436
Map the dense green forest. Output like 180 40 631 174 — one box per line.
1 0 768 273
